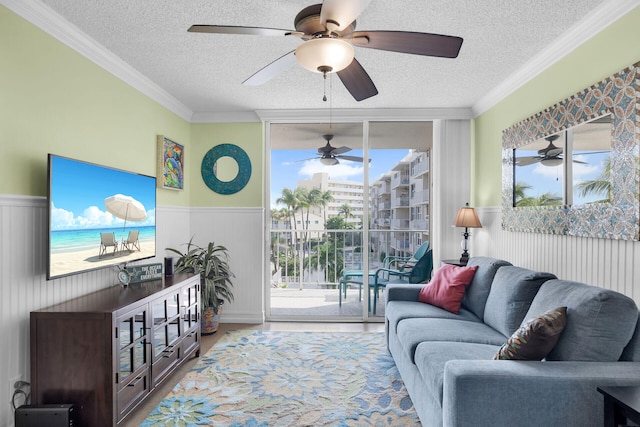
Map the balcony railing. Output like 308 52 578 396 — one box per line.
270 229 430 290
410 189 429 203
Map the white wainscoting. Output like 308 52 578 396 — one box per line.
0 195 263 427
474 206 640 304
189 207 265 324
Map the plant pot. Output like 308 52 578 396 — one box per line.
201 305 221 335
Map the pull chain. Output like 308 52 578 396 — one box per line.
322 71 327 102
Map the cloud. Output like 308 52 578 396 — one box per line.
571 155 600 178
531 162 562 178
50 203 156 230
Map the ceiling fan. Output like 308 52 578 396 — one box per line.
299 134 365 165
188 0 463 101
515 134 588 167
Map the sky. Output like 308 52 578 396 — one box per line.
49 155 156 230
270 148 411 207
515 149 610 205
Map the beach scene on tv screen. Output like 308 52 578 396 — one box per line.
49 156 156 278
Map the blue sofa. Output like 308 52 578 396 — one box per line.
385 256 640 427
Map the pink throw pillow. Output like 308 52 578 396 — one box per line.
418 264 479 314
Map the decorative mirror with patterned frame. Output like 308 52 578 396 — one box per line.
502 61 639 240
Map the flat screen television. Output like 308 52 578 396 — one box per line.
47 154 157 280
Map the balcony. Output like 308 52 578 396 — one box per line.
391 173 409 188
410 218 429 229
410 189 429 204
391 218 410 229
391 197 410 208
411 159 429 177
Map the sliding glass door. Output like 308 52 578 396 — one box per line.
267 121 432 321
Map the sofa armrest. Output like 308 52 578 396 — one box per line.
443 360 640 427
385 283 422 303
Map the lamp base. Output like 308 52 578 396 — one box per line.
459 253 469 265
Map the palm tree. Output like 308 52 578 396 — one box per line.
514 181 561 207
575 157 611 203
338 203 352 220
514 181 532 206
317 189 334 225
294 187 311 230
276 188 300 231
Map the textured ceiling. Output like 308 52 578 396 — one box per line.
34 0 612 117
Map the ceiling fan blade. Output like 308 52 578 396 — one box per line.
336 58 378 101
545 147 563 157
331 146 351 155
320 0 371 31
336 155 365 162
242 51 297 86
350 31 463 58
515 156 542 166
188 25 296 37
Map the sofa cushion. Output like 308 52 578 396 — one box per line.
494 307 567 360
525 280 638 361
483 266 556 337
418 264 478 314
396 317 507 363
386 301 481 335
620 312 640 362
414 341 500 405
461 257 512 320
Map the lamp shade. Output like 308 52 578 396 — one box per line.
295 38 355 73
452 204 482 228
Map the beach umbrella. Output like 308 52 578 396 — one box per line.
104 194 147 232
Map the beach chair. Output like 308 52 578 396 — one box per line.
99 232 118 257
122 230 141 252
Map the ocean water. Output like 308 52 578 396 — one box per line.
50 226 156 254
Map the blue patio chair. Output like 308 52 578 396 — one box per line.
381 241 430 271
340 248 433 315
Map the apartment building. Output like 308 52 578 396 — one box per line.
370 150 430 259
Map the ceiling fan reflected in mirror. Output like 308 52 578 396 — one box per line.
298 134 365 166
516 134 590 167
188 0 463 101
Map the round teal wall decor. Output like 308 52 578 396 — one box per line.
201 144 251 195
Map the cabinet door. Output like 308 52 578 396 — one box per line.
181 279 200 357
116 306 150 421
151 290 182 386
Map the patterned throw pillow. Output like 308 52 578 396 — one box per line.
494 307 567 360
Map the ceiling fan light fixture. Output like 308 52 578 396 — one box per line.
540 157 563 167
295 38 354 73
320 157 339 166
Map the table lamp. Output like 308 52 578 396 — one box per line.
452 203 482 264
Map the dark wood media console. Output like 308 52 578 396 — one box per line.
30 273 201 427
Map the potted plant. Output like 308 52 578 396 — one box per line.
166 238 234 334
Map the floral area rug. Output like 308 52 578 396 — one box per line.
141 330 420 426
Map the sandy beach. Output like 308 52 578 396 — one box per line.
50 240 156 277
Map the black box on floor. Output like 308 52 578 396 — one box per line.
15 404 74 427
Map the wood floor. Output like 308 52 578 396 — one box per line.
124 322 385 426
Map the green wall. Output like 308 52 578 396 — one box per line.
0 6 264 208
472 6 640 207
190 123 264 207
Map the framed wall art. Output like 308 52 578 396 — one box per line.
157 135 184 190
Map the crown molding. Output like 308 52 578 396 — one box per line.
191 111 262 123
2 0 194 122
471 0 640 117
255 108 473 123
